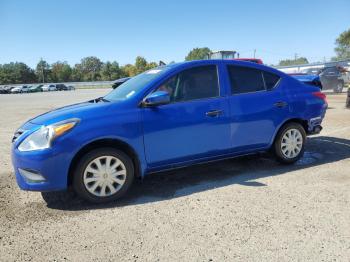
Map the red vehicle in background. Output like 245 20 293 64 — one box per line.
207 50 263 64
234 58 263 64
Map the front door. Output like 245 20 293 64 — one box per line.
142 65 231 169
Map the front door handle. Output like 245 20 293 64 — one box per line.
206 110 222 117
274 101 288 108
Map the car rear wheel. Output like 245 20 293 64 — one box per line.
273 123 306 164
73 148 134 203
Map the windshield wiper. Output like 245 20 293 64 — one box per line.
95 97 110 103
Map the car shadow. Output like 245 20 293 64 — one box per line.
42 135 350 211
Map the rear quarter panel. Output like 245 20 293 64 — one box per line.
281 76 327 130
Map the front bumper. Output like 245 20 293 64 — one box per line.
11 145 71 192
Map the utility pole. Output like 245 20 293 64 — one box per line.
42 65 45 84
40 58 45 84
253 49 256 58
294 53 298 62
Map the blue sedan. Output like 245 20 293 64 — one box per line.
11 60 327 203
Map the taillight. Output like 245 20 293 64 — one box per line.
312 91 327 104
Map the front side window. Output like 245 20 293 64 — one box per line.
104 66 174 101
155 65 219 102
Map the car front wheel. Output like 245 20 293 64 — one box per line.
73 148 134 203
273 123 306 164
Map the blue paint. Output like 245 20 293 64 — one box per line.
11 60 327 192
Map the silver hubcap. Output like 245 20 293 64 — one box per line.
83 156 127 197
281 128 303 159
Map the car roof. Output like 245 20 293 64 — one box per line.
175 59 283 75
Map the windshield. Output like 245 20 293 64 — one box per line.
104 66 174 101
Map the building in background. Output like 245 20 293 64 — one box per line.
275 59 350 74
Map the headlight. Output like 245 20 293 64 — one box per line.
18 119 79 152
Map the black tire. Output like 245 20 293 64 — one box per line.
72 147 134 203
273 122 306 164
333 81 344 93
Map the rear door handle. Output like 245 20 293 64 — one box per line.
274 101 288 108
206 110 222 117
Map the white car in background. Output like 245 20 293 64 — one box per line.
42 84 57 92
10 85 30 93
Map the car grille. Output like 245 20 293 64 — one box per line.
12 129 25 143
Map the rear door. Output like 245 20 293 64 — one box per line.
142 64 231 168
225 64 289 152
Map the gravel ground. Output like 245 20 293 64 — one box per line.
0 89 349 261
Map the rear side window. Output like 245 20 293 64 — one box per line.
227 66 265 94
263 71 280 90
155 65 219 102
227 65 280 94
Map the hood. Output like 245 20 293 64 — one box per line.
291 74 320 83
28 100 111 126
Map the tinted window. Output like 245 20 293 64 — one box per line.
227 66 265 94
263 71 280 90
155 65 219 102
323 67 339 76
324 69 334 74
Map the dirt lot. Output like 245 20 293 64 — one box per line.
0 90 349 261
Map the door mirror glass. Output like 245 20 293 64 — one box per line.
143 91 170 107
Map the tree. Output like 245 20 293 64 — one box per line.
17 63 36 83
35 59 51 83
119 57 158 77
0 55 162 84
0 62 36 84
71 64 83 81
185 47 211 61
278 57 309 66
333 28 350 60
76 56 103 81
51 61 72 82
135 56 148 74
121 64 137 77
146 62 158 70
101 61 122 80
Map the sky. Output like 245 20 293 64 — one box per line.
0 0 349 68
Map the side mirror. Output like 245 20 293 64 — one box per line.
142 91 170 107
